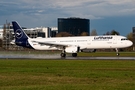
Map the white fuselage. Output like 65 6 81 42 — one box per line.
28 35 133 51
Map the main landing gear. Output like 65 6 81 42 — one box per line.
61 52 78 57
61 47 78 57
61 52 66 57
115 48 120 56
72 53 77 57
60 50 77 57
61 50 66 57
60 52 77 57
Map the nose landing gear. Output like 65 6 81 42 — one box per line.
115 48 119 56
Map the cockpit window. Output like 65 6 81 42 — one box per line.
121 38 128 41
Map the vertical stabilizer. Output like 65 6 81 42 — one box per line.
12 21 33 48
12 21 28 41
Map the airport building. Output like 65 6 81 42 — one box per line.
58 17 90 36
0 25 3 39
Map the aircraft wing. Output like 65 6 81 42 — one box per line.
32 40 71 48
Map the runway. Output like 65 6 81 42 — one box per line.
0 54 135 60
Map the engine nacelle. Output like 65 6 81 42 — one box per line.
65 46 80 53
81 49 96 53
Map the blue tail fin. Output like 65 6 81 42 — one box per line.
12 21 28 41
12 21 33 48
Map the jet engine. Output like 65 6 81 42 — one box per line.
65 46 80 53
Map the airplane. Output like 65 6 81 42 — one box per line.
12 21 133 57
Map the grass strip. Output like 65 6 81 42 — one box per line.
0 59 135 90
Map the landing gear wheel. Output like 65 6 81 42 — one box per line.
72 53 77 57
61 53 66 57
117 53 119 56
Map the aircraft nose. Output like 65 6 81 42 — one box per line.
128 40 133 47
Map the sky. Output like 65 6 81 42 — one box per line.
0 0 135 36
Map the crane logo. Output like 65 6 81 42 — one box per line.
15 29 23 39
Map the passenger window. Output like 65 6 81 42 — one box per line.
121 38 128 41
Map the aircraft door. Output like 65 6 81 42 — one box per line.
113 37 117 44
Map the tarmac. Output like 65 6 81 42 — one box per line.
0 54 135 60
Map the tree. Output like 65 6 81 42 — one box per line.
110 30 120 35
104 30 120 35
105 31 110 35
127 32 133 40
90 29 98 36
80 32 89 36
56 32 73 37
